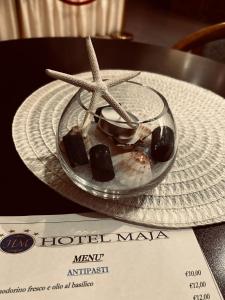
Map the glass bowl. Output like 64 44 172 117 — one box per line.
56 81 177 199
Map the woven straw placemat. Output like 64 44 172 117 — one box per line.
12 70 225 228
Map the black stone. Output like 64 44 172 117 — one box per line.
89 144 115 182
63 128 89 167
151 126 175 162
94 105 110 123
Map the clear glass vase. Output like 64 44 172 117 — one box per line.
56 81 177 199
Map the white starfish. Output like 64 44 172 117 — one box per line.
46 37 140 136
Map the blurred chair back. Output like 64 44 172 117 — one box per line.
173 22 225 63
0 0 126 40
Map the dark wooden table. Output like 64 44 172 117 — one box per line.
1 37 225 297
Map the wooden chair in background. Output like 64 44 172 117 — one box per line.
173 22 225 63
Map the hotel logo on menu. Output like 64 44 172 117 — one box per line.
0 229 38 254
0 234 35 254
0 229 169 253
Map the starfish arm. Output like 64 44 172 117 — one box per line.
81 90 100 136
46 69 96 91
102 91 137 128
106 71 141 88
86 37 101 82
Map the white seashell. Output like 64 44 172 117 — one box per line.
83 122 120 155
137 124 152 140
128 124 152 145
113 151 152 188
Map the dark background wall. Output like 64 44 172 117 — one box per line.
124 0 225 47
169 0 225 23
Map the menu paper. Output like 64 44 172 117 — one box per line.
0 213 222 300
